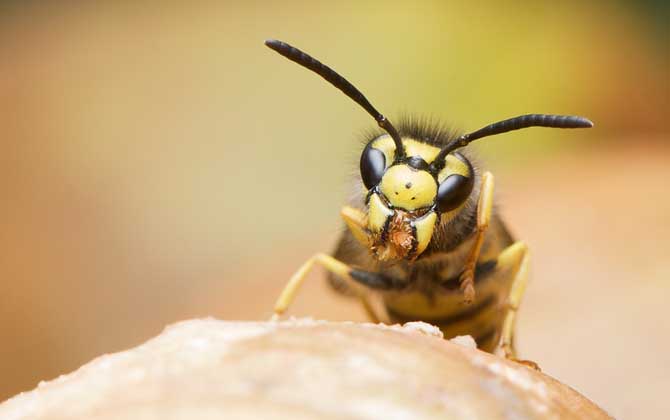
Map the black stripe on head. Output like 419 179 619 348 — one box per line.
405 155 429 171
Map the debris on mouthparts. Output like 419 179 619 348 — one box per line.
374 211 416 261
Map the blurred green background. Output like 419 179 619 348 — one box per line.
0 1 668 418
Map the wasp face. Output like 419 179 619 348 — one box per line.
360 135 475 261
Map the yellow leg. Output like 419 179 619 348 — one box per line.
272 253 381 323
358 294 382 324
495 241 537 368
340 206 371 248
459 171 494 303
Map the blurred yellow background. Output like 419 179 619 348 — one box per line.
0 1 668 418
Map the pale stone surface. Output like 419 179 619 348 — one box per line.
0 319 611 420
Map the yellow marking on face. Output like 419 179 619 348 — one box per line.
371 136 442 166
437 154 470 183
368 193 393 233
380 165 437 211
413 211 437 256
402 139 441 163
370 135 396 165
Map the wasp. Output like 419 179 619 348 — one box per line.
265 39 592 360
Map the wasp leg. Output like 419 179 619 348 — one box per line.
272 253 383 323
495 241 538 369
340 206 371 248
328 206 374 296
459 171 494 303
325 206 370 297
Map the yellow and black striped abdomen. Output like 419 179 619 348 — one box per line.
383 263 509 351
382 217 516 351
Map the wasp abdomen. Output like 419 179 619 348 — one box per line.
383 266 505 352
381 216 515 351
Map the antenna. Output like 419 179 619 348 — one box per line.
265 39 406 160
430 114 593 172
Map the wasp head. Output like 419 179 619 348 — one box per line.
361 135 475 262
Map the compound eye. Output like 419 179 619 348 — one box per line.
436 174 474 213
360 145 386 189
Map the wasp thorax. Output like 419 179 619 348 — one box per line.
379 165 436 211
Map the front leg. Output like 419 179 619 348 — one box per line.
497 242 530 360
273 253 378 322
459 171 494 303
273 251 405 322
495 241 539 370
340 205 371 248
